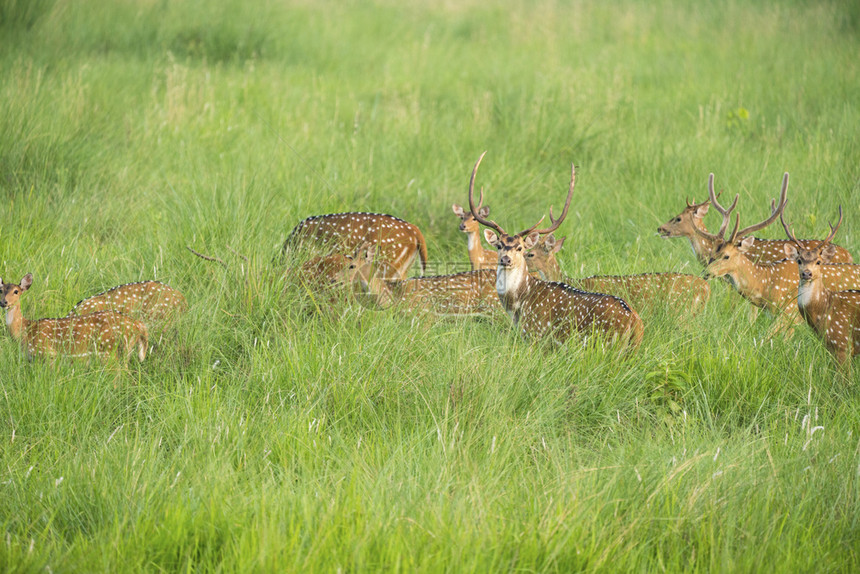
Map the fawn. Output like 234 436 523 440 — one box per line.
2 274 147 362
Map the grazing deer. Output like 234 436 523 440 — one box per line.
341 244 501 315
468 153 644 348
782 207 860 363
280 212 428 280
1 274 147 362
527 234 710 315
452 203 498 270
68 281 187 322
658 175 852 264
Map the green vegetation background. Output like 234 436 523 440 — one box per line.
1 0 859 571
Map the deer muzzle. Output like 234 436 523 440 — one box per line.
499 255 512 267
800 269 813 281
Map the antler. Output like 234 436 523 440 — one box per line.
685 189 721 209
823 206 844 247
780 200 803 249
730 172 789 243
468 151 508 236
530 164 575 236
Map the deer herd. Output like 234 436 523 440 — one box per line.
2 152 859 365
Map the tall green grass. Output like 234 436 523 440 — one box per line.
1 0 859 571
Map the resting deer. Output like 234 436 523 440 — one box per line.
658 174 852 264
782 207 860 363
280 212 428 280
1 274 147 362
452 204 497 270
68 281 187 322
341 244 500 316
527 234 710 315
468 153 644 348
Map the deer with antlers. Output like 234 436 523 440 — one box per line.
340 244 501 316
526 234 710 315
697 173 860 335
1 274 148 362
782 207 860 363
658 176 853 265
280 212 428 280
468 153 644 347
452 204 498 270
68 281 187 322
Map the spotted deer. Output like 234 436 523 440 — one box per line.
1 274 147 362
68 281 187 322
280 212 428 280
696 173 860 336
341 244 500 315
452 204 497 270
527 234 710 315
782 207 860 363
468 153 644 348
658 174 852 264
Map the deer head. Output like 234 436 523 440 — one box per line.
699 173 789 279
468 152 574 274
781 205 843 286
0 273 33 310
338 243 394 309
452 203 489 234
525 234 566 281
657 195 714 238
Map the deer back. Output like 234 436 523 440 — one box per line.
393 269 500 315
282 212 428 278
70 281 187 321
518 281 643 347
573 273 710 315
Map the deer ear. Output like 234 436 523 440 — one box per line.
694 204 709 218
783 244 798 259
821 243 838 263
452 204 464 217
483 229 499 247
523 232 540 250
478 206 490 218
737 237 755 252
551 236 566 254
542 234 556 250
20 273 33 291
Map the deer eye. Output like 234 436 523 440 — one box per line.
723 255 729 260
816 261 821 265
517 246 523 251
13 290 18 294
526 253 534 258
675 218 681 222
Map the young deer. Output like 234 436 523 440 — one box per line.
782 207 860 363
280 212 428 280
451 204 498 270
527 234 710 315
658 174 852 264
68 281 187 322
1 274 147 362
341 244 501 316
468 153 644 348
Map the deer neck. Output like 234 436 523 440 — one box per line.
466 232 489 267
4 305 26 340
797 278 830 328
689 220 713 264
496 263 532 318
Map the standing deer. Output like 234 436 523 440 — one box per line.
526 234 710 315
1 274 147 362
68 281 187 322
468 153 644 347
658 174 853 264
695 173 860 335
451 204 498 270
341 244 501 316
782 207 860 363
280 212 428 280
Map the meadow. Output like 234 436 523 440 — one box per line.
1 0 859 571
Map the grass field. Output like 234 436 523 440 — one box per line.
1 0 859 571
